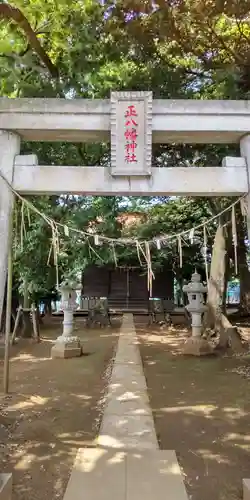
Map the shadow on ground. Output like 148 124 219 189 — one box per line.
0 316 120 500
135 317 250 500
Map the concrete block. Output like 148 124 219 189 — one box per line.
114 348 141 365
98 414 158 450
104 400 150 417
127 450 189 500
104 390 151 417
109 375 147 393
106 383 149 401
62 450 189 500
243 478 250 500
222 156 246 168
111 363 145 382
14 154 38 166
0 473 12 500
63 448 126 500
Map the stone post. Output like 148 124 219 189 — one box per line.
183 271 212 356
0 131 20 329
51 281 82 358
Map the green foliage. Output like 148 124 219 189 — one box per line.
1 0 250 297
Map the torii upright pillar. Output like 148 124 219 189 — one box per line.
0 131 20 329
240 135 250 241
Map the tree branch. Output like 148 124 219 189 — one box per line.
201 6 245 65
234 18 250 46
0 3 59 79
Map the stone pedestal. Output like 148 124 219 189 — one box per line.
183 336 212 356
51 281 82 359
51 335 82 359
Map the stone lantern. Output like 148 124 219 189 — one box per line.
51 280 82 359
182 270 212 356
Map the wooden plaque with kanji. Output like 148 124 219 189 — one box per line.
110 91 152 176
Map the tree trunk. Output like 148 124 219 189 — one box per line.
44 298 52 316
216 313 245 352
21 310 33 338
23 279 30 309
205 219 246 351
205 225 227 329
21 279 33 337
237 212 250 312
222 249 230 313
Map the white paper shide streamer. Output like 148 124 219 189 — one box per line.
178 235 183 268
189 228 195 244
156 239 161 250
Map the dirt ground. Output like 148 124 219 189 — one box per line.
135 318 250 500
0 316 120 500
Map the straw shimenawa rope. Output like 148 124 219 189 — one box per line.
0 168 247 247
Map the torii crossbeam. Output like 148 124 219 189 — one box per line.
1 93 250 332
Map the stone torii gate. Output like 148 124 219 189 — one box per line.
1 92 250 334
